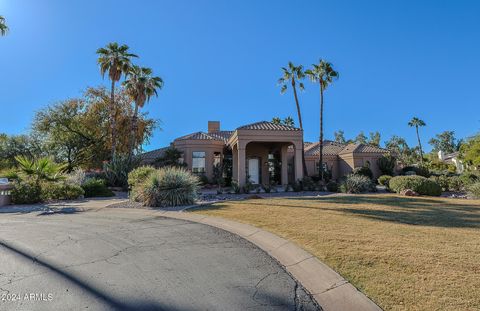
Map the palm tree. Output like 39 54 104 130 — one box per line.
408 117 426 164
305 60 338 180
0 16 8 36
96 42 137 158
123 65 163 157
271 117 282 125
278 62 307 175
283 116 295 127
15 156 65 186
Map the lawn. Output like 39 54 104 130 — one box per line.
191 193 480 311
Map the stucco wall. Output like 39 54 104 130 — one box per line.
305 156 340 180
174 140 224 181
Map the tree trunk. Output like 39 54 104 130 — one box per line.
291 79 308 177
110 79 117 159
416 126 424 164
129 102 139 160
67 147 73 173
319 83 324 180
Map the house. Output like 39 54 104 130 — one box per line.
437 150 465 173
141 121 387 186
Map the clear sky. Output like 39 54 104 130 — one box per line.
0 0 479 152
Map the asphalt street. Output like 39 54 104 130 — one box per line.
0 207 319 310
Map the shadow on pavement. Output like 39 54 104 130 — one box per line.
0 240 190 311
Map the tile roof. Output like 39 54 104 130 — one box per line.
139 147 169 162
176 132 216 141
339 143 387 154
237 121 301 131
207 131 234 142
305 141 347 156
175 131 233 143
443 152 459 160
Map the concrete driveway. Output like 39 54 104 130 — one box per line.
0 205 318 311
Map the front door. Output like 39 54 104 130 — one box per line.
248 158 260 184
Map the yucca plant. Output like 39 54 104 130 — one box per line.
15 156 65 184
135 167 200 207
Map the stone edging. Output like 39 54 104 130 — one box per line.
154 209 383 311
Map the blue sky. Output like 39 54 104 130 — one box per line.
0 0 479 152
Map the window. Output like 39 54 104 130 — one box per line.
315 161 328 170
192 151 206 173
213 152 222 167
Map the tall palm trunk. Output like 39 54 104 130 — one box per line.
291 79 308 176
416 126 424 164
110 79 117 159
129 103 139 159
319 83 324 180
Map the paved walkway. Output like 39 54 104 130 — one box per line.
0 204 318 310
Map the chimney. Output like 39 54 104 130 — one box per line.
208 121 220 133
438 150 445 161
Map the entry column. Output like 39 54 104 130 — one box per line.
280 145 288 185
237 147 246 186
294 143 303 181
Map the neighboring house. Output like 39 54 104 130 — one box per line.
437 150 465 173
141 121 387 186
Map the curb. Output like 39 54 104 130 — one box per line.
153 209 382 311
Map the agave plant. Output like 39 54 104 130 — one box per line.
15 156 65 184
103 154 138 188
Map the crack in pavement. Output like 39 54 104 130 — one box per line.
250 271 290 307
315 280 349 295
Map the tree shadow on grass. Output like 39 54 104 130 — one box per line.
195 195 480 229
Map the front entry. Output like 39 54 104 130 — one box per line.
248 158 260 184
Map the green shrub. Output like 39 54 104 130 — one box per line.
262 184 272 193
467 182 480 199
448 176 463 192
291 180 302 192
389 175 441 196
135 167 200 207
326 181 338 192
300 176 316 191
0 169 20 181
459 172 479 186
429 175 464 192
377 155 396 176
11 179 42 204
231 180 241 194
430 175 451 192
401 166 430 177
339 174 376 194
378 175 392 187
128 166 156 188
82 178 114 197
198 174 210 186
243 180 254 194
41 182 84 201
352 166 373 180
